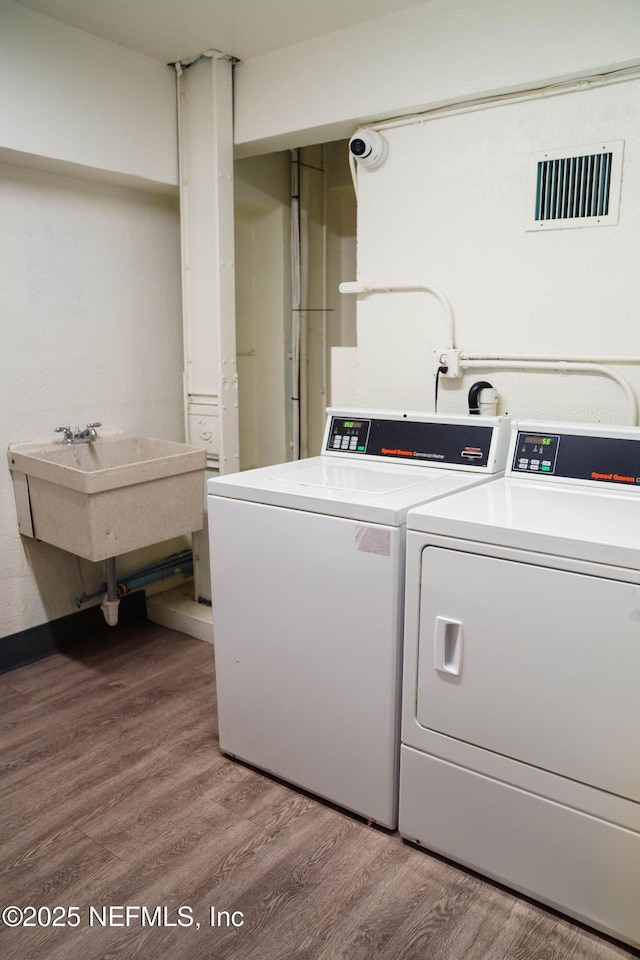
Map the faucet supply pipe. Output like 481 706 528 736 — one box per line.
116 550 194 594
74 550 193 611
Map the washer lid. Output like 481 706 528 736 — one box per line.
407 475 640 569
208 456 502 526
273 460 439 494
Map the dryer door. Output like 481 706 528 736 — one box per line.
416 547 640 802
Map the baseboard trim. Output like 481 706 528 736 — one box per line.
0 592 147 675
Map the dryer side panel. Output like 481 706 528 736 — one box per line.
415 548 640 802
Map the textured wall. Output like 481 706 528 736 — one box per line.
0 163 183 639
234 0 640 155
0 0 177 185
354 79 640 423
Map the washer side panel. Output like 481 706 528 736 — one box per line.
209 495 404 827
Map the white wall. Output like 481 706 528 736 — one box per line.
326 142 358 408
234 145 357 466
307 142 357 449
354 78 640 423
234 0 640 425
0 3 184 642
0 0 177 186
234 0 640 156
234 152 291 469
0 164 184 639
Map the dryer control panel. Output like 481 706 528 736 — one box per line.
511 425 640 488
513 433 560 475
324 410 510 472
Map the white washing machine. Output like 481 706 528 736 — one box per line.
400 419 640 947
208 409 510 828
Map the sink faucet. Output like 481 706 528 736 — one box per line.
55 422 102 445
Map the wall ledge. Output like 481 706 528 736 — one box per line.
0 147 179 195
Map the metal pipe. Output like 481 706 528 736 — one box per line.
101 557 120 627
339 280 456 349
463 352 640 364
460 358 638 425
369 66 640 135
106 558 117 602
291 148 302 460
74 584 107 608
77 551 193 623
117 551 193 595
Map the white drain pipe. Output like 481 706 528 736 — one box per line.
461 358 638 425
101 557 120 627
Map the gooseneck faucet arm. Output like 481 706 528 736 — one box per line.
55 422 102 445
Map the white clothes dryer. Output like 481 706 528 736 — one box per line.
400 419 640 947
208 409 510 828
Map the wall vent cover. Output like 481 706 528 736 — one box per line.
527 141 623 231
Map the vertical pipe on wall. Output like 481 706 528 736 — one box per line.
299 151 309 461
291 146 330 458
290 149 302 460
175 51 239 601
321 143 329 413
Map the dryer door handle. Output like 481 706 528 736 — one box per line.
434 616 463 676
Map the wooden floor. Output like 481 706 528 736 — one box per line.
0 621 637 960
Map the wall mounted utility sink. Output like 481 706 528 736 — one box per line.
8 436 207 562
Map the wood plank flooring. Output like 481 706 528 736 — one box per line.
0 620 637 960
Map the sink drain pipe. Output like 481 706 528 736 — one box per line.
90 551 194 626
101 557 120 627
75 553 194 625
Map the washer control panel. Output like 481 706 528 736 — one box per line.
327 418 371 454
325 414 502 469
512 428 640 487
513 433 560 475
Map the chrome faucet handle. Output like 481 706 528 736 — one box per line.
86 422 102 429
55 425 74 444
